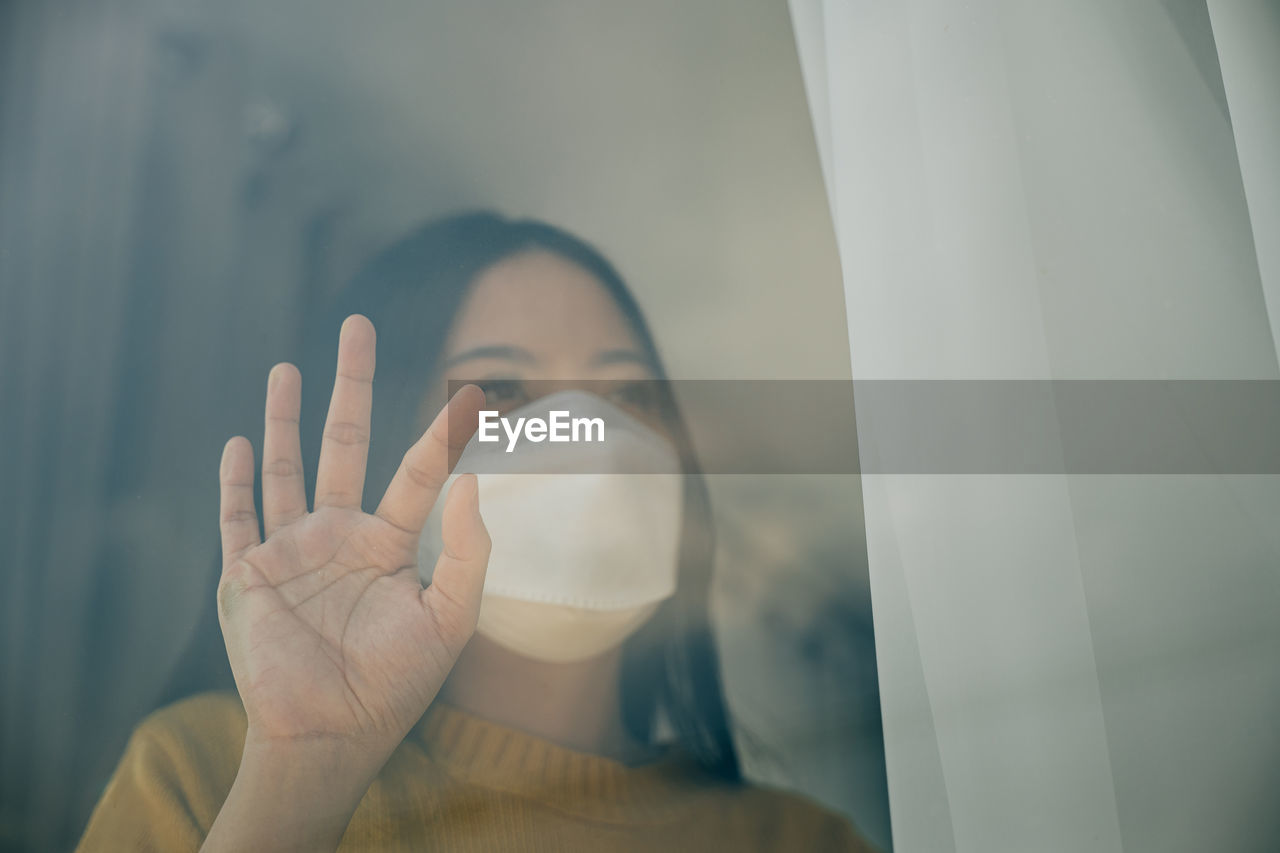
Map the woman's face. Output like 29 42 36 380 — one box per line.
436 249 666 427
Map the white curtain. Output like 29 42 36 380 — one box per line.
789 2 1280 851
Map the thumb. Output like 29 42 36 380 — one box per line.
421 474 491 646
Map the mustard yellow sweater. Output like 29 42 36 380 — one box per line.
78 691 877 852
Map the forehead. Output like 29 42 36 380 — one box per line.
444 249 645 357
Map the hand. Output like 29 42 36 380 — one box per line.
216 314 490 760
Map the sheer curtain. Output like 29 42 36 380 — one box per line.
789 2 1280 851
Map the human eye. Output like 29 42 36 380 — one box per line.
476 378 529 413
607 380 662 420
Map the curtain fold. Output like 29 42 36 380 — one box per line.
1208 0 1280 363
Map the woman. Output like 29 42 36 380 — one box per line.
78 212 878 852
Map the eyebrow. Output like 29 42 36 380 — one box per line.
442 345 538 368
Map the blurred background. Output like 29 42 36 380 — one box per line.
0 1 889 851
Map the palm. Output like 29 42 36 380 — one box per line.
225 512 447 741
218 316 489 749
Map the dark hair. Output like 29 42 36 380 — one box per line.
163 211 740 780
314 211 739 779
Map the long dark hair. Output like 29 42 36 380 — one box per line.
165 211 740 780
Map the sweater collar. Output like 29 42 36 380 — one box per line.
409 700 716 823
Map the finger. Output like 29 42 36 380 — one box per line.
261 363 306 536
314 315 375 509
421 474 491 640
375 383 485 536
219 437 261 569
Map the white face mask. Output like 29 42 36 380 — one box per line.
417 389 683 663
